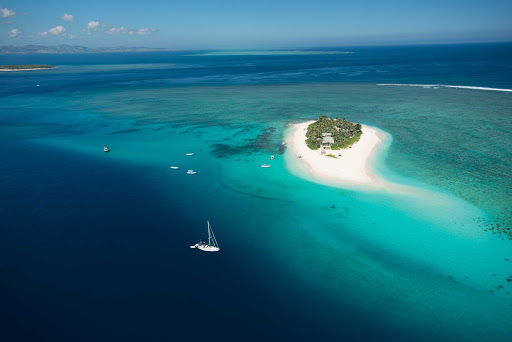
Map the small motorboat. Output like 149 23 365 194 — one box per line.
186 153 194 156
270 155 274 160
36 85 40 87
261 164 271 168
170 166 179 169
187 170 197 174
104 146 109 152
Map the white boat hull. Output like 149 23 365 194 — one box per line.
198 245 220 252
191 243 219 252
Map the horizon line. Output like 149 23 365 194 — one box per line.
1 40 511 52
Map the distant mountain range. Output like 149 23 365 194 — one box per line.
0 45 175 54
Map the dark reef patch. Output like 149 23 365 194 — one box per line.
210 127 278 158
108 128 141 135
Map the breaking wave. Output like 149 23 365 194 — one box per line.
377 83 512 92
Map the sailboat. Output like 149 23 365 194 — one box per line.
190 221 220 252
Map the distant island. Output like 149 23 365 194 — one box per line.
0 45 176 55
0 64 56 71
305 116 362 150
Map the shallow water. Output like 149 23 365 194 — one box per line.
1 44 511 341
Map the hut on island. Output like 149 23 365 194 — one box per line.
321 133 334 150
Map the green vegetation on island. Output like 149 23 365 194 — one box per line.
0 64 55 70
305 115 363 150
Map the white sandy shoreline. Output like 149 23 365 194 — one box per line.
0 67 56 72
286 121 387 188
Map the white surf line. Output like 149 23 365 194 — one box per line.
377 83 512 93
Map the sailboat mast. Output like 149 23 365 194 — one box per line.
207 220 211 246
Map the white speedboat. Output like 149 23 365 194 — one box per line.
270 155 274 160
187 170 197 174
261 164 271 168
170 166 179 169
104 146 109 152
186 153 194 156
190 221 220 252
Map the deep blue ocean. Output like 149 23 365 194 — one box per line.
1 43 512 341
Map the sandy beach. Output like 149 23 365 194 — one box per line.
287 121 385 187
0 68 56 72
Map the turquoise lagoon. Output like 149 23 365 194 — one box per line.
1 46 511 341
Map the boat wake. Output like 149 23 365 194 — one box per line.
377 83 512 92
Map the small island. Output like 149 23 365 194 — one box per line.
0 64 56 71
287 116 383 186
305 116 363 150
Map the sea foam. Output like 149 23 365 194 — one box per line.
377 83 512 92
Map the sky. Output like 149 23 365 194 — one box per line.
1 0 511 48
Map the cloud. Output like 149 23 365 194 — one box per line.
48 25 66 35
38 25 67 37
86 21 101 33
61 13 74 22
1 6 16 18
105 26 127 35
84 21 156 36
8 28 20 38
87 21 100 30
128 28 155 35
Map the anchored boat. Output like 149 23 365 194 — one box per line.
190 221 220 252
261 164 271 168
104 146 109 152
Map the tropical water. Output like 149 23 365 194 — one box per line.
1 43 511 341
